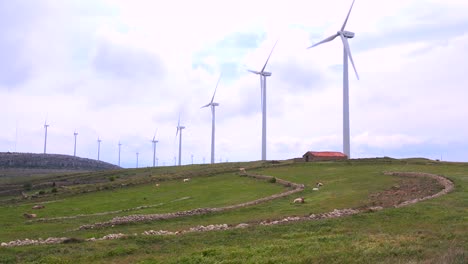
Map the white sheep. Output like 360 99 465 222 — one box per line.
313 182 323 191
155 183 160 187
183 178 190 182
293 197 305 203
23 213 37 219
239 168 246 174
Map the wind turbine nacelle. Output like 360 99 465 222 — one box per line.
342 31 355 38
212 102 219 106
262 72 272 76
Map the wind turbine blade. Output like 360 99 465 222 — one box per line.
261 40 278 73
340 34 360 80
248 69 260 74
210 73 222 104
307 34 339 49
341 0 356 31
201 103 211 108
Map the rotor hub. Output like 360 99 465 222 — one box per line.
340 30 355 38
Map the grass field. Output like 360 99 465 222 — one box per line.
0 158 466 263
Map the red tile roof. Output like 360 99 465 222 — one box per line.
305 151 347 157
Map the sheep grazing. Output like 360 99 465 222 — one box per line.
293 197 305 204
239 168 246 174
155 183 160 187
313 182 324 191
23 213 37 219
32 205 45 209
183 178 190 182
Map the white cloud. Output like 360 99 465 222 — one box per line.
1 0 468 166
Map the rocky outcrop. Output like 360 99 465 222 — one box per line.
0 152 119 170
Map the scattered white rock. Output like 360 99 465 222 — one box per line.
235 223 249 229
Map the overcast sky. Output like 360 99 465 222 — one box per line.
1 0 467 167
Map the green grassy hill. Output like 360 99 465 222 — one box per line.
0 158 466 263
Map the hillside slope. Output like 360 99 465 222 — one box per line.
0 152 120 171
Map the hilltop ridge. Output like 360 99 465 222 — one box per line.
0 152 120 171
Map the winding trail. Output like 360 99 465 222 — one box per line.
0 171 454 247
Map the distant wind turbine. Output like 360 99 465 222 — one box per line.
118 141 122 166
307 0 359 158
248 40 278 161
97 137 102 161
43 120 49 154
136 152 139 168
15 121 18 152
151 130 158 167
201 74 222 164
73 131 78 157
176 116 186 166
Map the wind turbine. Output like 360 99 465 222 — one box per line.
201 74 222 164
307 0 359 158
248 40 278 161
97 137 102 161
136 152 139 168
151 130 158 167
176 116 185 166
118 141 122 166
73 131 78 157
43 120 49 154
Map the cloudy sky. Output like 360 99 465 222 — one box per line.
1 0 467 167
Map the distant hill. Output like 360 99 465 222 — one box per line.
0 152 120 171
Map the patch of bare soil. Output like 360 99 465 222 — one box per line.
369 175 445 207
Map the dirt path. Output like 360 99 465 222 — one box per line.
0 172 454 247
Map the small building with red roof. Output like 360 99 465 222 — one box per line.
303 151 348 162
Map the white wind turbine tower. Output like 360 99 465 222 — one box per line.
151 131 158 167
73 131 78 157
43 120 49 154
118 141 122 166
248 40 278 161
307 0 359 158
176 116 185 166
136 152 139 168
201 74 222 164
97 137 102 161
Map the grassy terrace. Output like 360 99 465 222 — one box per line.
0 158 466 263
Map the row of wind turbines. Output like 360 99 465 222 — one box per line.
42 121 162 167
40 0 360 166
189 0 360 163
